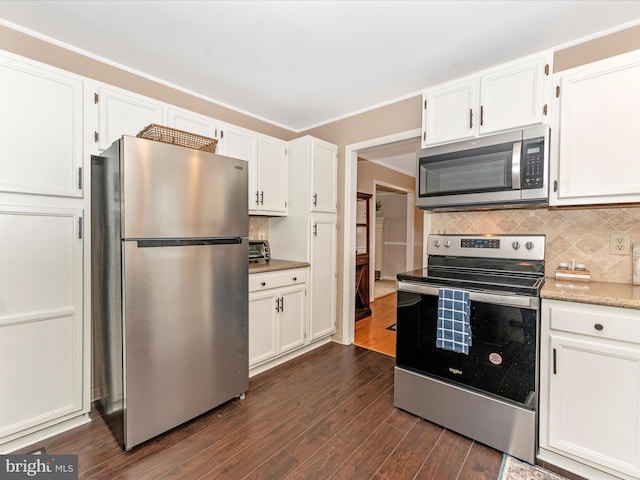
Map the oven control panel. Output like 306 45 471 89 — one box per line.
460 238 500 249
428 234 545 260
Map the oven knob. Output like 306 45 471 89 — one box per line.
512 241 520 250
433 240 441 248
525 241 535 251
444 240 451 248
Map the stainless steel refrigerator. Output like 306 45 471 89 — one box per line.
91 135 248 450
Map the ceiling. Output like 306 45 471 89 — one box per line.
357 138 421 178
1 1 639 176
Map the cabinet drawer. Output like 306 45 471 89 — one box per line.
549 301 640 344
249 268 308 292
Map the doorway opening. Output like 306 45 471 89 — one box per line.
349 131 423 356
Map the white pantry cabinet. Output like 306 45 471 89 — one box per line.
269 136 338 343
550 49 640 206
0 50 90 453
539 299 640 480
308 214 337 340
422 51 551 147
0 207 85 448
248 268 308 368
0 51 84 198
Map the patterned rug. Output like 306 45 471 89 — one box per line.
499 454 568 480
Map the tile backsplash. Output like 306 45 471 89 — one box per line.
430 207 640 284
249 217 269 240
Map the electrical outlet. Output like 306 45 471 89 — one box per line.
610 233 631 255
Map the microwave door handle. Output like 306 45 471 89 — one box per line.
511 141 522 189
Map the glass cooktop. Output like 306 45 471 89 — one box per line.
397 265 545 296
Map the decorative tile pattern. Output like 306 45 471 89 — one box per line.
430 207 640 284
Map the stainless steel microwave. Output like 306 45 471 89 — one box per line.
416 125 549 211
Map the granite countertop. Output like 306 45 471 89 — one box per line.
541 278 640 310
249 259 310 274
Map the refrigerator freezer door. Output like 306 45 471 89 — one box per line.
121 136 248 239
122 238 248 449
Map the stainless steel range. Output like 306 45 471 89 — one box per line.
394 234 545 463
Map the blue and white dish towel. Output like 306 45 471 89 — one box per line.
436 288 472 355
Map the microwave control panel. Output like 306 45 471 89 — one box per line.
521 138 544 189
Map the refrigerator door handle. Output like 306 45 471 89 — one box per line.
135 238 244 248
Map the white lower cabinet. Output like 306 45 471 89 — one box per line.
540 299 640 480
249 268 308 370
0 206 86 451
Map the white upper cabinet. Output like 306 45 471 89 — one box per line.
422 51 552 147
550 49 640 206
423 79 478 145
256 136 288 215
218 124 288 216
310 138 338 213
96 85 163 150
166 106 220 139
286 136 337 214
0 51 83 198
479 56 548 134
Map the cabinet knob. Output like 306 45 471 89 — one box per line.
594 323 604 331
292 277 297 281
261 282 266 287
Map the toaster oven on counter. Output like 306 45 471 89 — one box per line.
249 240 270 263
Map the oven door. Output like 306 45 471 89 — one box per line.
396 281 539 409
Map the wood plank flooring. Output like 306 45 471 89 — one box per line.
15 343 504 480
354 292 397 357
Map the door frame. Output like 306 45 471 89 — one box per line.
340 128 421 345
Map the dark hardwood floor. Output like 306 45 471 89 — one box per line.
16 343 504 479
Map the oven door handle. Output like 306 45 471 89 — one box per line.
397 281 539 309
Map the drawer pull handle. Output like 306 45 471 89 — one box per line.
594 323 604 331
261 282 266 287
292 277 297 281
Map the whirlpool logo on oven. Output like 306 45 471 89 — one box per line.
448 367 463 375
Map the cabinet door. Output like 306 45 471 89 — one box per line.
97 85 163 151
551 50 640 205
0 53 83 197
279 285 307 354
423 79 478 146
311 140 337 213
309 216 337 340
0 207 83 441
166 107 218 139
547 333 640 478
248 290 278 367
218 125 259 211
257 136 288 215
479 57 547 135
